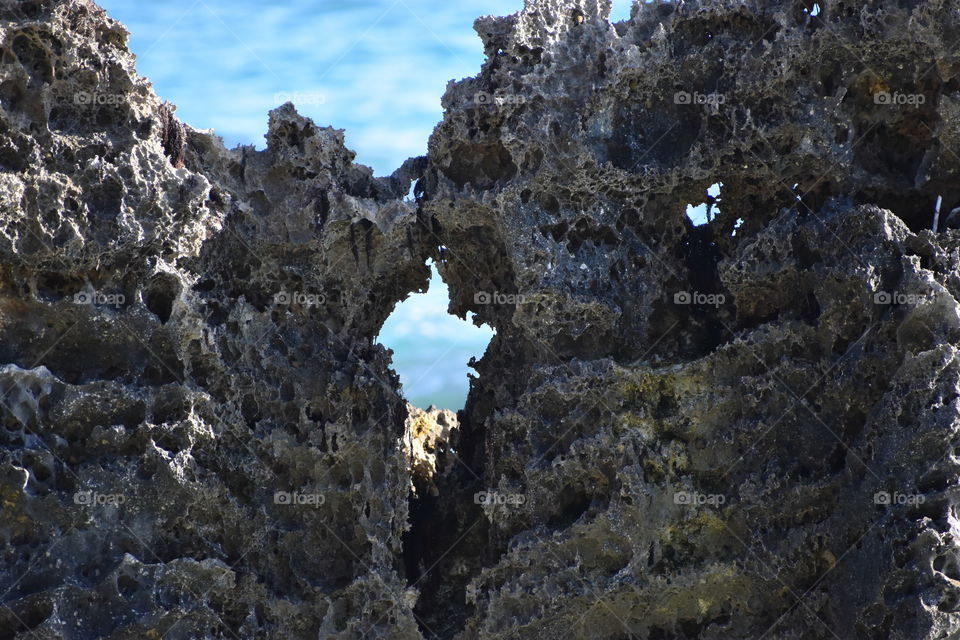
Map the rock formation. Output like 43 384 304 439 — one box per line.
2 0 960 638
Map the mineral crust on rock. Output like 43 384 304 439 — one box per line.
3 0 960 638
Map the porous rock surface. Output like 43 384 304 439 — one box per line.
3 0 960 638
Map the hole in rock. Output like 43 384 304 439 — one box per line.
145 273 180 324
685 181 722 226
377 260 493 411
732 217 744 236
609 0 633 22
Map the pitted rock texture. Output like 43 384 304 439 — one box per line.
0 1 432 638
403 404 459 499
3 0 960 639
418 0 960 638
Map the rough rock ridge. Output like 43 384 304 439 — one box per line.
3 0 960 638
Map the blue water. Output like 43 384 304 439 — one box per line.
96 0 634 409
98 0 634 171
377 262 494 409
99 0 522 173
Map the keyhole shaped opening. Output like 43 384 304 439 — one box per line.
378 260 494 410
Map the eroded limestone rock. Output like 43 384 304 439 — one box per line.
3 0 960 638
417 0 960 637
0 1 430 637
403 404 459 498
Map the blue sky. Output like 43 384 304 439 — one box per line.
95 0 635 409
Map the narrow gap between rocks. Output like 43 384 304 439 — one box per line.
377 257 494 636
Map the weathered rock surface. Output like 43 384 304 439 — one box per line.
0 2 431 637
3 0 960 638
